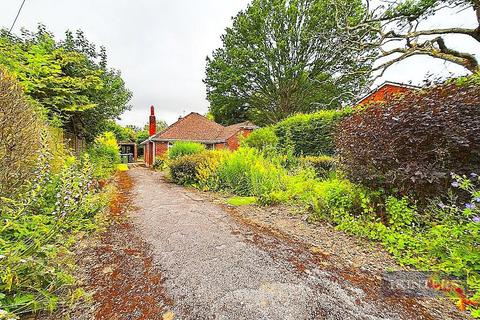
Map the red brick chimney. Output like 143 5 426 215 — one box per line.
149 105 156 136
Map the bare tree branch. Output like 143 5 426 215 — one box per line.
336 0 480 76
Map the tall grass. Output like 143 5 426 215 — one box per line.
168 141 206 159
214 148 287 196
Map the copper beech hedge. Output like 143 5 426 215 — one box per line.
335 79 480 201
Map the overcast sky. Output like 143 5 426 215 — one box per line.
1 1 479 127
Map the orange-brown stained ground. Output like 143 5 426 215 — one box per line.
220 204 465 320
83 171 173 320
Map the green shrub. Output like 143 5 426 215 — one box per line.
308 178 361 220
300 155 336 179
169 150 225 186
214 148 287 196
274 109 351 156
153 158 166 170
331 174 480 314
168 141 206 160
169 154 202 185
89 131 120 179
195 151 227 189
385 196 415 230
242 127 278 151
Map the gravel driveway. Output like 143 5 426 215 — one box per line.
128 167 465 320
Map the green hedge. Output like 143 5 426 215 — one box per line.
299 155 336 179
274 109 351 156
242 127 278 151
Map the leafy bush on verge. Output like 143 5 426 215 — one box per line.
310 178 361 218
242 127 278 151
88 132 120 179
336 80 480 202
214 148 287 197
169 154 202 185
153 159 164 170
169 150 226 186
168 141 206 160
274 109 351 156
299 155 336 179
169 148 288 197
0 38 118 320
330 174 480 315
0 140 110 318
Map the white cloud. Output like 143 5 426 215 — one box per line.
1 1 479 126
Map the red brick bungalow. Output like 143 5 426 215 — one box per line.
356 81 420 105
141 106 257 166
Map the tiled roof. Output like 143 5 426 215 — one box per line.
149 113 255 143
219 121 257 140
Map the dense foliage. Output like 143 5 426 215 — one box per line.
169 151 225 186
0 26 132 141
242 127 278 152
0 147 109 317
88 132 121 179
103 121 136 142
275 109 351 156
168 141 206 160
299 155 336 179
0 69 117 318
327 174 480 316
204 0 372 125
214 148 287 197
336 80 480 201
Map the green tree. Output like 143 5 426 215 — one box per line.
103 121 137 142
0 26 132 141
204 0 372 125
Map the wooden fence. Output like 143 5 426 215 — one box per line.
63 132 86 155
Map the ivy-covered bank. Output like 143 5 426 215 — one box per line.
0 68 121 319
165 75 480 318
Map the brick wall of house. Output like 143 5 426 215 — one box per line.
226 129 254 151
358 84 411 105
215 143 226 150
155 142 169 158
